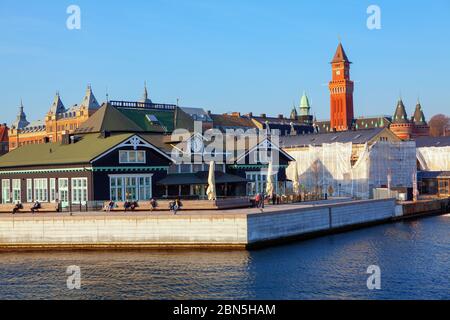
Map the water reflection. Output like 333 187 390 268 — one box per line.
0 216 449 300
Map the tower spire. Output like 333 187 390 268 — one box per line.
12 100 30 129
329 42 354 131
139 81 152 104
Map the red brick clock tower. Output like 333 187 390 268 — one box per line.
329 43 354 131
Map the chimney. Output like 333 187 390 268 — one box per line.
100 131 111 139
231 112 241 117
278 114 284 119
260 114 266 118
248 112 253 118
61 134 70 145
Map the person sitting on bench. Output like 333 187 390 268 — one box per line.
31 201 41 214
150 198 157 212
12 203 23 215
124 201 138 212
105 200 115 212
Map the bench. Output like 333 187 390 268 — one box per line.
0 204 18 214
103 201 154 212
0 203 60 214
21 203 60 213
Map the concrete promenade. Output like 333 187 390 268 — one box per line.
0 198 445 250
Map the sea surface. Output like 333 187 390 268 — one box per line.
0 215 449 300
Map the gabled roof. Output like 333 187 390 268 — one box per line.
415 136 450 148
181 107 213 122
331 42 351 64
0 133 134 168
49 92 66 114
211 114 257 130
75 103 145 134
280 128 394 148
315 116 392 133
80 85 100 110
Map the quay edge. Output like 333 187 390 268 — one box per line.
0 198 448 251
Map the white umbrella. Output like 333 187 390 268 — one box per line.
266 162 274 196
293 161 300 195
206 161 217 201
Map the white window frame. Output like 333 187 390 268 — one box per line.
246 171 278 196
26 179 33 203
109 174 153 202
58 178 69 206
71 178 88 205
12 179 21 204
119 150 146 164
49 178 57 203
2 179 11 204
33 179 48 202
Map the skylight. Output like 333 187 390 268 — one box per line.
146 114 159 123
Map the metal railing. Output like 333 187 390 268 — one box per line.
109 101 177 111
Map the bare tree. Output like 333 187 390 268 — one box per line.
429 114 450 137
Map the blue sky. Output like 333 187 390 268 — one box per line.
1 0 449 124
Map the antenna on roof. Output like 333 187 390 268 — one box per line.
106 86 109 103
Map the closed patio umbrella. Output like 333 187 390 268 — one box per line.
266 162 274 196
293 161 300 195
206 161 217 201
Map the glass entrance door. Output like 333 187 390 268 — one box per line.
58 178 69 208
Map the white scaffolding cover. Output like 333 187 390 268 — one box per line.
286 141 417 199
417 146 450 171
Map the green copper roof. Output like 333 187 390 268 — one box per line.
117 108 171 133
299 93 311 116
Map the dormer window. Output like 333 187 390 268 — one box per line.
119 150 146 164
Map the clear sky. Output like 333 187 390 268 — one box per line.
1 0 449 124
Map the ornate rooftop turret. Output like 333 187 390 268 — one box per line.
11 100 30 129
139 82 153 104
413 100 427 125
393 99 409 123
299 92 311 117
290 102 298 120
80 84 100 110
49 92 66 114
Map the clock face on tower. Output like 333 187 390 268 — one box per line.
336 70 341 76
190 136 204 153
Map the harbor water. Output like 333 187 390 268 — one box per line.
0 215 448 300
